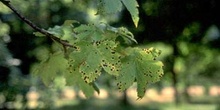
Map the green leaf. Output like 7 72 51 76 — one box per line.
98 23 137 44
97 0 123 15
97 0 139 27
116 55 136 90
80 81 95 98
117 27 137 44
65 64 95 98
74 24 104 42
66 47 98 98
97 40 122 75
63 20 78 26
68 40 121 83
90 82 100 94
35 20 76 42
33 32 45 37
60 22 75 41
116 48 163 98
121 0 139 27
33 52 68 86
68 41 103 83
47 26 64 38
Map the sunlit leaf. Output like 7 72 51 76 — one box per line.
60 22 75 41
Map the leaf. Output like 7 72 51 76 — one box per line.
65 64 95 98
116 48 164 98
97 40 122 76
60 21 75 41
121 0 139 27
66 46 99 98
68 41 103 83
47 26 64 38
116 55 136 90
68 40 121 83
98 24 137 44
90 82 100 94
117 27 137 44
33 52 68 86
33 32 45 37
97 0 139 27
97 0 123 15
34 20 76 41
63 20 78 26
74 24 104 42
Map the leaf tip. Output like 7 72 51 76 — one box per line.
133 17 139 28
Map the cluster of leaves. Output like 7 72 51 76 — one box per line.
34 21 163 98
33 0 163 99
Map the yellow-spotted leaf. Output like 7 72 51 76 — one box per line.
65 63 95 98
69 41 102 83
116 48 164 98
97 40 122 76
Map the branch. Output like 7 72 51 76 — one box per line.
0 0 73 47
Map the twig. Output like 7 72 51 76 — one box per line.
0 0 73 47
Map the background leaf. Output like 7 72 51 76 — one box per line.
97 0 123 15
121 0 139 27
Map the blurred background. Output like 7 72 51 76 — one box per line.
0 0 220 109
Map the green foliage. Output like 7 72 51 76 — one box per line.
34 21 164 98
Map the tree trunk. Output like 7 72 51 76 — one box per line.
120 90 129 106
171 43 180 105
